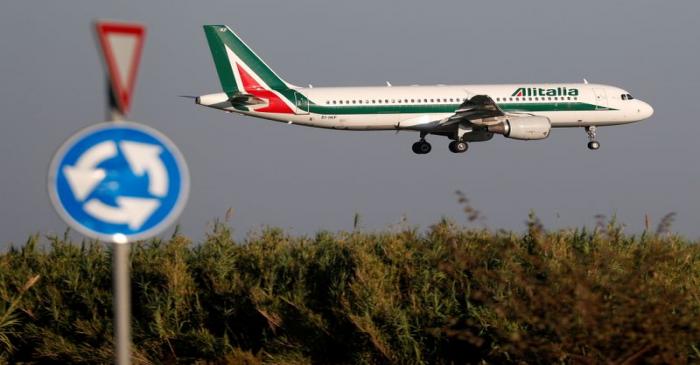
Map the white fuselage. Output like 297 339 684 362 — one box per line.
197 83 654 132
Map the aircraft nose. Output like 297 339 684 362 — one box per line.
639 101 654 119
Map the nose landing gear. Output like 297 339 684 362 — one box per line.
585 126 600 150
587 140 600 150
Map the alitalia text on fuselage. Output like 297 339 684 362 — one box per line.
512 87 579 97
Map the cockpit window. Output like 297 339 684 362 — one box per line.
626 94 634 100
621 94 627 100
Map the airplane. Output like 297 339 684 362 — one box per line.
193 25 654 154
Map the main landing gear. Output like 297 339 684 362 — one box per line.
412 139 432 154
412 132 432 154
585 126 600 150
448 141 468 153
412 133 469 155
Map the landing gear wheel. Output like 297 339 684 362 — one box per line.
587 141 600 150
412 140 432 154
585 126 600 151
448 141 468 153
418 141 432 154
412 142 421 154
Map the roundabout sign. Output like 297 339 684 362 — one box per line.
48 122 189 243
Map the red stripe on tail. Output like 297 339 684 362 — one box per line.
236 64 294 114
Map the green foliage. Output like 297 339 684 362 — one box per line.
1 217 699 364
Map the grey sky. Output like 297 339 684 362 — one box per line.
1 0 698 246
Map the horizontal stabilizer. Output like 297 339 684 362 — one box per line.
229 92 266 106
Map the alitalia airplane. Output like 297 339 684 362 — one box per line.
193 25 654 154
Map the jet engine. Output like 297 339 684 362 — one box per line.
487 116 551 140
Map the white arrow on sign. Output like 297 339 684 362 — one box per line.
63 141 117 201
84 197 160 230
120 141 168 197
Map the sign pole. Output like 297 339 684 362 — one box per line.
109 82 130 365
107 79 125 122
113 241 131 365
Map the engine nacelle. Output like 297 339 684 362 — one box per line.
462 131 494 142
487 116 551 140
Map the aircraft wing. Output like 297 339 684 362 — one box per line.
441 95 506 126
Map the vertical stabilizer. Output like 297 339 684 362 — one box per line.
203 25 295 96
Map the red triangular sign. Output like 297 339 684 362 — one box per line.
95 21 146 116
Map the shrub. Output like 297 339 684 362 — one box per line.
0 217 698 363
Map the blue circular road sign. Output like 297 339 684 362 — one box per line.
48 122 189 243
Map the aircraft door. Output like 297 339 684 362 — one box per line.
592 88 608 109
295 92 310 115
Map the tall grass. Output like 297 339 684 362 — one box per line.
0 216 699 364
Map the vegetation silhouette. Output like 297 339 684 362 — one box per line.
0 210 699 364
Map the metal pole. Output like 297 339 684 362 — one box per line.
108 82 125 122
109 81 130 365
113 242 131 365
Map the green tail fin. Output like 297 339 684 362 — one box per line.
203 25 293 94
